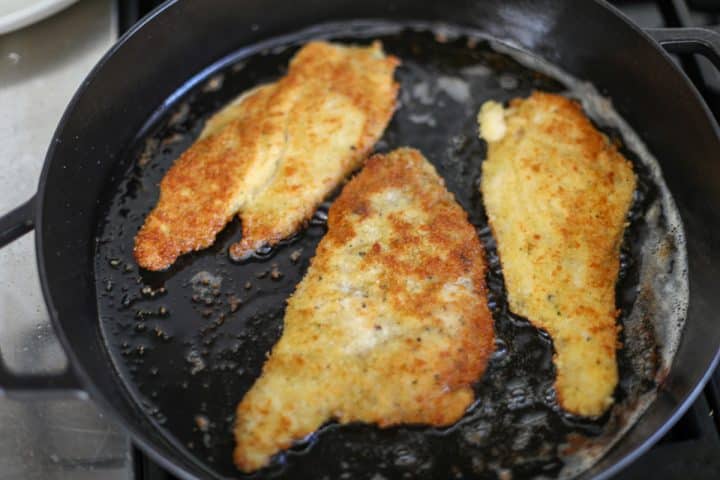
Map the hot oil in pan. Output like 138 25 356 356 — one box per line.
94 26 681 479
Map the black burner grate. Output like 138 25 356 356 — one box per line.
120 0 720 478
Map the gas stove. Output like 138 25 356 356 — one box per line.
1 1 719 479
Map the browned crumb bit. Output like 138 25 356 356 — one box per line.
270 264 283 280
161 132 184 148
289 249 303 263
137 138 159 167
194 414 210 432
229 295 242 312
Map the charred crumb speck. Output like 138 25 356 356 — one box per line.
244 281 252 290
256 270 268 279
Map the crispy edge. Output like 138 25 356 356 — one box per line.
133 84 276 271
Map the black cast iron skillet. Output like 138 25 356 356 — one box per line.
1 1 720 479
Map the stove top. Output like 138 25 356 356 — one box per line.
1 1 718 479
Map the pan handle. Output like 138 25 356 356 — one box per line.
0 196 85 398
646 27 720 69
0 366 85 399
0 195 36 248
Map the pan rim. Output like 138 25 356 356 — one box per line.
35 2 206 479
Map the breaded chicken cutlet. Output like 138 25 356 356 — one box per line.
134 41 399 271
478 92 636 417
233 148 495 472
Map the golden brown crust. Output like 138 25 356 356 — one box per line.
228 41 400 260
134 41 399 270
134 85 278 270
479 92 636 417
233 148 495 472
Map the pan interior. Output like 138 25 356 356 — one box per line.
94 22 687 479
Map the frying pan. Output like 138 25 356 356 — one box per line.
1 0 719 478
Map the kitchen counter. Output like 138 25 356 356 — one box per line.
0 1 131 478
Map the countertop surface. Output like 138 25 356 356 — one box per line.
0 1 132 479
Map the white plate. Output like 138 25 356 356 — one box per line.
0 0 78 35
